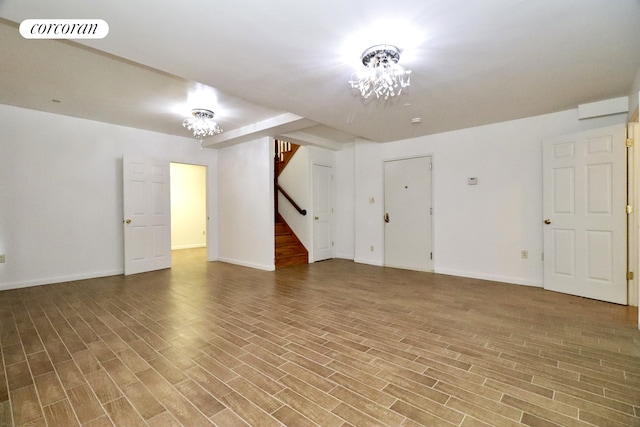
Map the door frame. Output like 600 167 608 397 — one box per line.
169 159 212 262
628 118 639 307
124 157 212 275
383 154 434 272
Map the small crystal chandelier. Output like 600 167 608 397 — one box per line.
349 44 411 100
182 108 222 142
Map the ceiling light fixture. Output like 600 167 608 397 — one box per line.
182 108 222 142
349 44 411 100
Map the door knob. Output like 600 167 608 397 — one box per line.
314 216 319 220
544 219 551 225
125 219 132 224
384 213 390 223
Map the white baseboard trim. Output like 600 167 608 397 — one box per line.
353 257 384 267
216 257 275 271
171 244 206 250
0 269 123 292
434 268 543 287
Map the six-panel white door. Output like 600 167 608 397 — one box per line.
313 164 333 261
123 157 171 275
542 124 627 304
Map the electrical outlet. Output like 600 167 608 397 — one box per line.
0 254 5 263
521 250 528 259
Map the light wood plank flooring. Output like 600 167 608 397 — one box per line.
1 249 639 426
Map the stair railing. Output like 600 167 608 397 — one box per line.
276 183 307 216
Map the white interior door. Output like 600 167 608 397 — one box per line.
123 157 171 275
543 124 627 304
384 156 433 271
313 164 333 261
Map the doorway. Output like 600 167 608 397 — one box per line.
170 163 208 262
384 156 434 271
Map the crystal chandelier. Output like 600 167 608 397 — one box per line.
182 109 222 142
349 44 411 100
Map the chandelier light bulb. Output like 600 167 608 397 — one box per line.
349 44 411 100
182 108 222 142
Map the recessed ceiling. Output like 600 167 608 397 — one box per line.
1 1 639 146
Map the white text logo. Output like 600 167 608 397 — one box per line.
19 19 109 39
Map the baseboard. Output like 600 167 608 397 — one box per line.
434 268 543 287
353 257 384 267
0 269 123 292
171 244 206 250
335 252 355 260
384 263 434 273
348 260 543 287
217 257 275 271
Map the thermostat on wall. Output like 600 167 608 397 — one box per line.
468 177 478 185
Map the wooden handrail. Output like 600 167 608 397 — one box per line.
276 184 307 216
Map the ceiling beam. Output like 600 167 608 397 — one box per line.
202 112 316 148
277 131 345 151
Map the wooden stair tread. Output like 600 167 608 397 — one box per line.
276 245 306 257
274 221 307 269
275 254 308 269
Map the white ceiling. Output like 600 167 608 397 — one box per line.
1 1 639 148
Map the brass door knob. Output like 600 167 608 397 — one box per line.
125 219 132 224
314 216 319 220
544 219 551 225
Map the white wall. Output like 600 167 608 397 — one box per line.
217 137 274 270
334 142 356 260
170 163 207 250
352 109 627 287
0 104 218 291
629 68 640 115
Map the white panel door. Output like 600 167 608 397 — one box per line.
123 157 171 275
543 124 627 304
313 164 333 261
384 156 433 271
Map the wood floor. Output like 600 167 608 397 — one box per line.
1 249 639 426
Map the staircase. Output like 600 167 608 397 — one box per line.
275 218 308 268
275 140 308 269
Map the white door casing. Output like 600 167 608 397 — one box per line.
542 124 627 304
123 157 171 275
627 121 638 308
384 156 434 272
313 164 333 261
